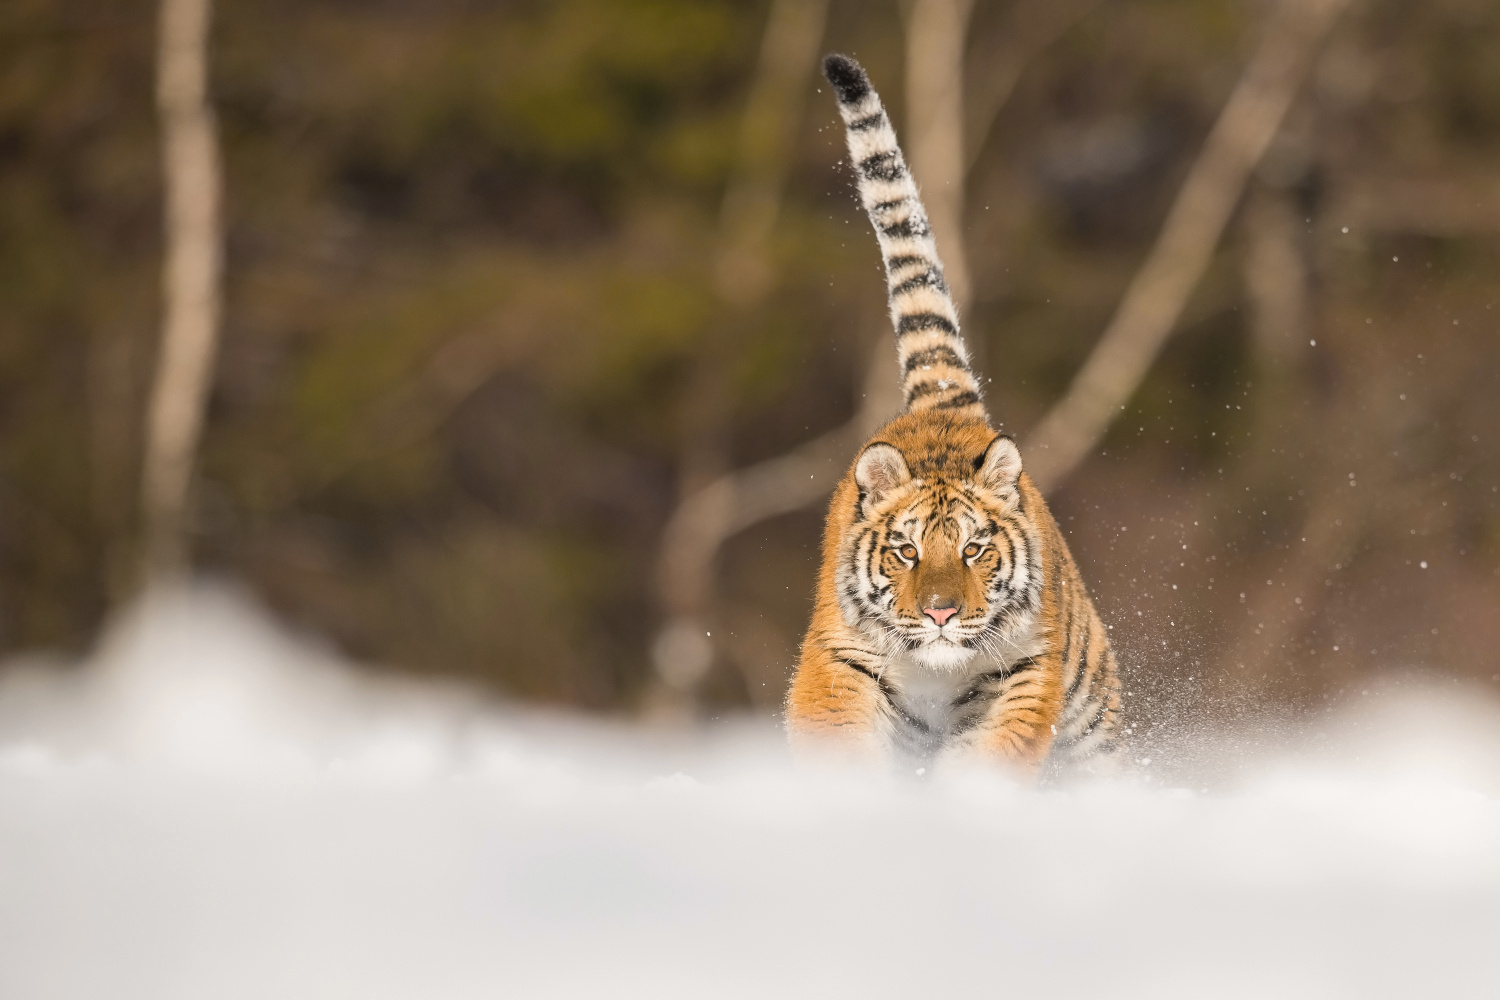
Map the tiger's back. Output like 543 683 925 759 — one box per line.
785 56 1121 776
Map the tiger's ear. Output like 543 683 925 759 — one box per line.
978 434 1022 491
854 442 911 517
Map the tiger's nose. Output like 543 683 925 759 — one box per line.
923 606 957 626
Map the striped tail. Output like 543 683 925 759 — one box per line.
823 54 982 417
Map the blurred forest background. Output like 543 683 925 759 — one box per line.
2 0 1497 720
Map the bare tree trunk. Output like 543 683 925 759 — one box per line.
1243 186 1311 369
904 0 975 315
1023 0 1351 494
141 0 223 582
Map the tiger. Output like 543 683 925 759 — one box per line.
785 54 1122 778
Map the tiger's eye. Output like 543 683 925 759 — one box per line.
899 544 918 561
964 542 982 558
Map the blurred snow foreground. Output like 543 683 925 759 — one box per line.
1 586 1498 999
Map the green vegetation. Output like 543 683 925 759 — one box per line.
2 0 1498 714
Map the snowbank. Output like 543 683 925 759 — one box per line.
0 585 1496 998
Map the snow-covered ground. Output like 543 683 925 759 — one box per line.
0 586 1496 999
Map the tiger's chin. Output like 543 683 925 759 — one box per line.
909 638 978 671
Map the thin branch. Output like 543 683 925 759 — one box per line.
1324 172 1500 237
141 0 223 581
1022 0 1352 494
656 334 901 620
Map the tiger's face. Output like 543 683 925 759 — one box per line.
838 434 1040 669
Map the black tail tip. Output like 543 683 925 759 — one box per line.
823 54 870 105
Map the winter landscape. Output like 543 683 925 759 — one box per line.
1 585 1496 998
6 1 1500 996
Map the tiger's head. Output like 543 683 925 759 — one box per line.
837 432 1042 669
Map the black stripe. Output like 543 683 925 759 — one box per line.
1064 626 1092 703
932 390 980 409
888 696 932 734
994 528 1016 578
979 658 1037 685
833 657 934 735
871 198 908 214
953 658 1041 707
859 152 904 182
895 312 957 337
905 379 945 401
1014 524 1038 587
834 656 879 682
890 268 947 297
1076 695 1113 738
1057 609 1075 681
951 685 987 708
885 254 929 271
879 216 930 240
1058 567 1076 628
849 111 885 132
902 345 965 373
1023 530 1040 610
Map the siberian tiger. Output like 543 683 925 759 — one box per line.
785 55 1122 776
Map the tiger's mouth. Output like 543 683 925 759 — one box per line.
900 607 1014 659
908 633 977 669
898 615 977 640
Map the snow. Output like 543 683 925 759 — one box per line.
1 586 1498 998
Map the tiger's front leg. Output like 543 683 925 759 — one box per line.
935 655 1064 777
785 642 895 766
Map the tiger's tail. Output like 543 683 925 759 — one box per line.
823 54 983 418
